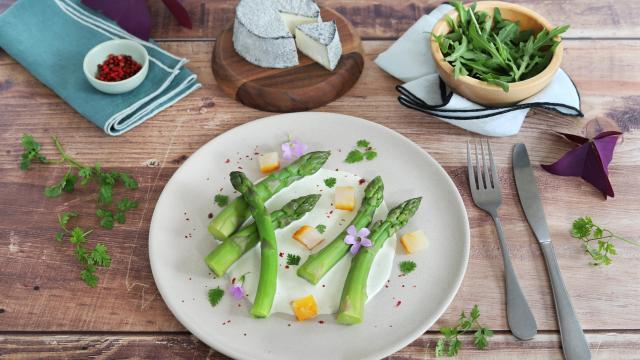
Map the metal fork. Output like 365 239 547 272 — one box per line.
467 139 537 341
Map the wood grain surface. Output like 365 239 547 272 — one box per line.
213 7 364 112
1 0 639 359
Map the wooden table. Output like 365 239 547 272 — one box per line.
1 1 639 359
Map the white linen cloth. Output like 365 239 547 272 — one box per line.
374 4 582 137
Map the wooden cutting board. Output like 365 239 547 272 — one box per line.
212 7 364 113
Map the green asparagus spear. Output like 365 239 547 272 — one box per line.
337 197 422 325
204 194 321 277
297 176 384 284
230 171 278 318
208 151 330 240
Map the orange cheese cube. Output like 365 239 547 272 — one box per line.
291 295 318 321
258 152 280 173
293 225 324 250
334 186 356 211
400 230 428 254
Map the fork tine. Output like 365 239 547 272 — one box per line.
474 141 484 189
487 140 498 189
480 140 491 189
466 141 477 191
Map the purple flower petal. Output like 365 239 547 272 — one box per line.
346 225 357 237
344 234 356 245
229 283 245 299
281 143 293 161
349 243 361 255
360 238 373 248
357 227 370 238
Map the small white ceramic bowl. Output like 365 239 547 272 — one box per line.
83 39 149 94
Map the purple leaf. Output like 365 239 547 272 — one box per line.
541 131 621 198
82 0 152 40
161 0 193 29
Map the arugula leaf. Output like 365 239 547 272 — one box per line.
570 216 639 266
286 253 301 266
323 177 336 188
436 304 492 357
208 287 224 307
20 134 48 170
315 224 327 234
214 194 229 207
345 149 364 164
399 260 417 274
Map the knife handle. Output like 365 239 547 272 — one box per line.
540 242 591 360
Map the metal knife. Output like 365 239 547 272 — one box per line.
512 143 591 360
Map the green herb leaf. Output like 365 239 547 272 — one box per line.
399 260 417 274
58 211 78 229
20 134 48 170
118 173 139 190
89 243 111 267
364 150 378 160
570 216 638 265
436 304 492 357
55 231 64 242
286 253 301 266
117 198 138 212
80 268 98 288
315 224 327 234
356 139 370 148
214 194 229 207
208 287 224 307
345 149 364 163
323 177 337 188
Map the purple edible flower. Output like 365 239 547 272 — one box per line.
344 225 372 255
229 283 244 300
281 139 308 161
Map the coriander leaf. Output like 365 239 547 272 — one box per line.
474 327 492 349
570 216 638 265
98 184 113 205
89 243 111 267
78 167 94 185
114 212 126 224
58 211 78 228
399 260 417 274
117 198 138 211
447 338 461 357
44 181 64 198
356 139 370 148
364 150 378 160
118 173 139 190
470 304 480 321
436 304 492 357
55 231 64 242
69 227 86 245
62 171 78 193
208 287 224 307
286 253 301 266
323 177 336 188
80 268 98 288
214 194 229 207
20 134 48 170
100 216 114 230
345 149 364 163
315 224 327 234
435 338 446 357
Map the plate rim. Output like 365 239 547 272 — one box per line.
149 112 470 360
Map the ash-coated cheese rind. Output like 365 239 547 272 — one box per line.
295 20 342 71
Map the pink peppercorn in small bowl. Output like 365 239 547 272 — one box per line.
83 39 149 94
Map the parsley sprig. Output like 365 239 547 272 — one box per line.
571 217 639 266
56 212 111 287
286 253 301 266
323 177 337 188
19 134 138 229
345 139 378 164
214 194 229 207
436 305 493 357
399 260 416 274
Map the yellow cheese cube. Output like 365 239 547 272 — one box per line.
293 225 324 250
291 295 318 321
400 230 428 254
258 152 280 173
334 186 356 211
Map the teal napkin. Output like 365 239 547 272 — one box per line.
0 0 201 136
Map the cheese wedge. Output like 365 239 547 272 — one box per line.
334 186 355 211
295 20 342 71
258 152 280 173
291 294 318 321
293 225 324 250
400 230 428 254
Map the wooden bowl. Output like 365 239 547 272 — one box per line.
430 1 563 107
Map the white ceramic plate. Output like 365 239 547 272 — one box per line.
149 112 470 360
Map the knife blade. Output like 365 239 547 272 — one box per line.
512 143 591 360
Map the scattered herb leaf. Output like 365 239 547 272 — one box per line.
208 287 224 307
19 134 48 170
345 149 364 164
570 216 639 266
356 139 370 148
399 260 417 274
324 177 337 188
436 305 493 357
214 194 229 207
315 224 327 234
364 150 378 160
286 253 301 266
